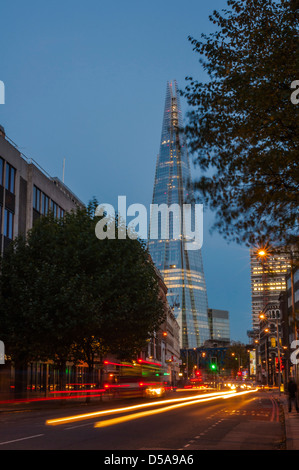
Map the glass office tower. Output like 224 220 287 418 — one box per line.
148 81 209 349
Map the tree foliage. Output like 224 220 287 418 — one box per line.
0 202 165 372
224 342 248 373
183 0 299 249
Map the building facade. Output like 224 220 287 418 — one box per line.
279 264 299 382
207 309 230 344
251 246 298 384
148 81 209 349
250 247 290 331
0 126 86 400
0 125 84 253
142 265 181 386
257 302 284 385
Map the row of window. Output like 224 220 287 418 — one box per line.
33 185 65 219
0 157 16 193
0 157 15 240
0 184 66 241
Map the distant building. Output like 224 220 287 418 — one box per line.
280 264 299 381
286 265 299 344
207 309 230 344
258 302 283 385
0 125 84 253
250 248 290 331
251 246 298 384
144 264 181 386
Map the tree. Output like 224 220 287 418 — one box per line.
224 342 248 375
183 0 299 249
0 202 165 395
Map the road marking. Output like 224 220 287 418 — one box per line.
65 423 93 430
270 397 279 422
0 434 44 446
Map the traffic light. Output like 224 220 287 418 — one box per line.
210 357 217 371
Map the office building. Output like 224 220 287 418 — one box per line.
207 308 230 344
250 247 290 331
148 81 209 349
0 125 84 253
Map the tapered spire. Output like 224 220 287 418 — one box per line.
148 81 209 349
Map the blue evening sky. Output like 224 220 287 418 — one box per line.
0 0 252 343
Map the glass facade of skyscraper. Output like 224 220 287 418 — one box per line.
148 81 209 349
207 309 230 343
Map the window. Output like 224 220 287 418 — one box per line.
33 185 41 212
4 208 13 239
51 200 58 218
276 310 280 319
58 207 65 219
41 193 49 215
0 158 3 186
5 163 15 193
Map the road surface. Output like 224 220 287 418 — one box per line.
0 390 284 451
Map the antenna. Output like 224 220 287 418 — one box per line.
62 158 65 183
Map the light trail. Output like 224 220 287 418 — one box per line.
94 389 259 428
46 390 236 426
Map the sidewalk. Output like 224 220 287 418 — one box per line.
277 393 299 450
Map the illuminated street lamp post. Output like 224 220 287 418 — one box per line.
264 328 270 386
255 313 266 383
231 352 241 377
276 316 282 395
257 248 269 312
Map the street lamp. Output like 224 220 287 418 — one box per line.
256 247 270 313
275 314 282 395
259 317 270 386
256 312 266 383
258 250 267 257
231 352 241 378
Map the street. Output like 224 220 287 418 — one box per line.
0 390 284 450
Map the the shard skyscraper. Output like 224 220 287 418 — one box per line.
148 81 209 349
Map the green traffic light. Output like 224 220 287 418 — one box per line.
210 364 216 370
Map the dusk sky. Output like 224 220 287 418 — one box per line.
0 0 252 343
